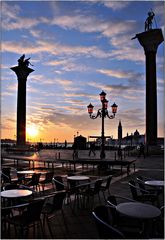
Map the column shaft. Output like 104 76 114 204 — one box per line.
17 79 26 146
145 52 157 145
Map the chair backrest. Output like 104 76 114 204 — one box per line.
93 179 103 194
104 175 112 189
4 184 20 190
53 191 66 211
17 173 25 183
31 173 41 184
93 205 115 225
45 172 54 181
43 191 66 214
107 195 117 207
128 180 138 200
67 179 77 194
23 198 45 222
160 206 164 218
2 168 11 183
92 211 125 239
136 176 146 194
53 176 65 191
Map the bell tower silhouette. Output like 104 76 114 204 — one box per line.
118 120 122 144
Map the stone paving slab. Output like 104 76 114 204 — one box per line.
1 154 164 239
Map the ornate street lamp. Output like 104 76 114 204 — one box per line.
87 91 118 159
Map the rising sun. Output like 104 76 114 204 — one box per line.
27 126 38 138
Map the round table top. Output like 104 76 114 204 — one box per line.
145 180 164 187
67 175 89 181
116 202 161 220
17 170 35 174
17 170 47 174
1 189 32 198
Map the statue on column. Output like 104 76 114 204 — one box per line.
131 10 156 40
18 54 33 67
145 10 155 31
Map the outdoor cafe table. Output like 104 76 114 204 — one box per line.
67 175 90 190
67 176 90 181
1 189 32 198
67 176 90 208
145 180 164 188
17 170 48 180
17 170 48 175
116 202 161 237
1 189 33 206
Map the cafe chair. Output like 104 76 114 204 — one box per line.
53 176 65 191
53 176 72 204
151 205 164 238
80 179 103 209
5 198 45 238
92 205 116 225
1 168 11 184
41 191 67 238
159 206 164 236
136 176 162 196
92 205 125 239
100 175 112 201
1 206 14 233
27 173 41 191
39 172 54 192
128 180 159 206
67 178 84 207
16 172 26 184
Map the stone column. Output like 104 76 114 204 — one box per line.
135 29 164 146
11 65 34 146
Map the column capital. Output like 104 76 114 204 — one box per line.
11 65 34 80
135 29 164 53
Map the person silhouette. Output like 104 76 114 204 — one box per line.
89 142 96 156
117 146 122 160
73 142 78 159
138 143 145 158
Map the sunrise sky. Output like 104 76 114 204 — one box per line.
1 1 164 143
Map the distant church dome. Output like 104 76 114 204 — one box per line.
134 129 140 136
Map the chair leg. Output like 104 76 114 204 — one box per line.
18 226 24 238
39 219 44 237
98 192 101 203
47 218 54 238
108 188 111 195
32 222 36 238
61 209 68 231
102 191 106 202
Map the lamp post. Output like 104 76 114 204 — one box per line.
87 91 118 159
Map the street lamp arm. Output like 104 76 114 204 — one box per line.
106 112 115 119
89 109 101 119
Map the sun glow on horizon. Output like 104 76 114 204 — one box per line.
27 126 39 138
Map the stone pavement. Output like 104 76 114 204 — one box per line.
1 153 164 239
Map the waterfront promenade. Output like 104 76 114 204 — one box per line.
1 149 164 239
